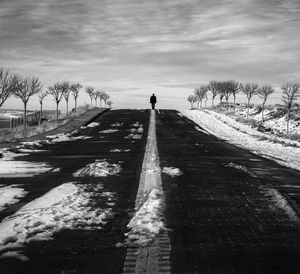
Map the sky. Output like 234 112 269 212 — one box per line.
1 0 300 111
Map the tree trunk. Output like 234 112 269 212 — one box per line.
200 100 202 109
247 99 250 120
56 102 59 120
190 102 193 109
233 95 236 112
66 99 69 116
75 98 77 111
23 102 27 137
39 102 43 125
212 97 214 107
287 109 290 134
90 97 92 107
197 101 200 109
261 103 265 121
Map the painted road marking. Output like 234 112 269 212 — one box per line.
123 110 171 274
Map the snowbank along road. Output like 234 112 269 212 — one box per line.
0 109 300 273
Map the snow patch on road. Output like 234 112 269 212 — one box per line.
261 187 299 222
225 162 257 177
73 159 122 177
110 149 131 153
46 133 91 143
0 151 53 178
125 133 142 140
125 189 165 246
111 122 123 127
195 126 209 135
0 185 28 211
181 110 300 171
0 182 115 260
86 122 100 128
131 122 141 127
162 167 183 177
17 149 48 153
99 129 118 134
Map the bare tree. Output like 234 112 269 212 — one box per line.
223 82 232 107
86 86 94 107
204 92 208 107
98 91 105 107
187 94 197 109
216 81 226 104
241 83 259 119
93 90 100 107
70 83 82 111
194 86 208 109
107 100 113 108
61 81 70 116
281 83 300 134
0 68 17 108
38 91 48 125
193 88 201 109
13 75 42 134
102 92 110 107
207 80 219 107
48 83 64 120
258 85 274 121
227 80 240 111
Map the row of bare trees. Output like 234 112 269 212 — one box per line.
0 67 113 135
187 80 300 134
85 87 112 109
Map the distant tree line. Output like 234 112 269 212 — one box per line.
0 67 113 136
187 80 300 134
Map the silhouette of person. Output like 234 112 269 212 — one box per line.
150 93 157 110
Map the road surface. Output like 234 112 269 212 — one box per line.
0 109 299 274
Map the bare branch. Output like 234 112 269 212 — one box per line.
0 68 17 107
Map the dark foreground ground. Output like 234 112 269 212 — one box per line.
0 109 299 274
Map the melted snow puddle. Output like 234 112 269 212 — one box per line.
0 182 116 260
99 129 118 134
124 189 165 246
162 167 183 177
73 159 122 177
0 151 53 178
261 187 299 222
0 185 28 211
87 122 100 128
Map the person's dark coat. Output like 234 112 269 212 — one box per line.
150 95 157 104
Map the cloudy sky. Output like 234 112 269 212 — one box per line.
1 0 300 110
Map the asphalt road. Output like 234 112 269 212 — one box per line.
0 109 299 274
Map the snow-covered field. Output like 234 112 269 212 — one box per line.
181 109 300 171
223 104 300 136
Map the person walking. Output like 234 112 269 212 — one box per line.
150 93 157 110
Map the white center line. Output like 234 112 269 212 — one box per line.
123 110 171 274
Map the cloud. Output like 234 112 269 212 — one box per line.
1 0 300 109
